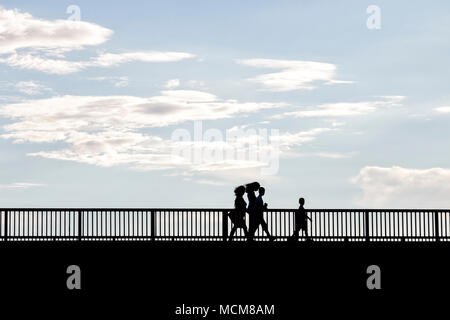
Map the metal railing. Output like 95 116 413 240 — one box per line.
1 209 449 242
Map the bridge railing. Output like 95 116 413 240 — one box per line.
1 209 449 242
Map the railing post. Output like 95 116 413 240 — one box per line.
78 210 82 241
435 211 440 242
364 210 370 242
151 210 155 241
222 211 228 242
3 210 8 242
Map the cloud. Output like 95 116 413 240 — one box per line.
272 96 405 119
0 51 196 74
351 166 450 208
237 58 353 91
14 81 52 95
0 80 52 95
90 52 195 67
0 90 332 180
192 179 227 186
0 8 195 74
271 128 333 149
0 91 283 143
305 152 357 159
0 182 45 189
164 79 206 90
0 7 112 54
435 106 450 113
0 91 290 173
89 76 129 87
313 152 356 159
164 79 181 89
0 53 85 74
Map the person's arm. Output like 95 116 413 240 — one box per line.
305 209 312 221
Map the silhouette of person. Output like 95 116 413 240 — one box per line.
290 197 312 241
248 186 274 241
228 185 249 241
245 182 259 241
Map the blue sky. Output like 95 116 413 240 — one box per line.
1 1 450 208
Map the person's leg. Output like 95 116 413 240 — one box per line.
242 225 249 237
260 219 275 241
247 219 255 241
253 221 262 240
260 219 271 236
290 223 299 239
303 226 312 241
229 225 237 241
250 219 263 241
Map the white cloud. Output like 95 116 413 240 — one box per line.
163 79 206 90
193 179 228 186
278 150 356 159
237 58 353 91
0 8 195 74
164 79 181 89
0 91 333 180
0 53 85 74
0 182 45 189
435 106 450 113
0 91 283 142
0 51 196 74
15 81 52 95
0 80 52 95
0 92 288 172
329 120 346 127
90 76 129 87
272 96 405 119
310 152 356 159
0 7 112 54
272 128 333 149
90 52 195 67
351 166 450 208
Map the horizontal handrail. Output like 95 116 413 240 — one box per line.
1 209 450 242
0 208 448 211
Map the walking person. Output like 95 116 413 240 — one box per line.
248 185 274 241
228 185 249 241
245 182 260 241
290 197 312 241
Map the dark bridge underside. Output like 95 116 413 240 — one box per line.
0 240 447 318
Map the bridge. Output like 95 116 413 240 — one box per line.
1 208 448 317
1 208 449 242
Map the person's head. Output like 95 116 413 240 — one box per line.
259 187 265 196
234 185 246 197
245 181 260 193
299 197 305 206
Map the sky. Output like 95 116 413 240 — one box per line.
0 0 450 208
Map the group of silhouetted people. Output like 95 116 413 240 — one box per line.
228 182 312 242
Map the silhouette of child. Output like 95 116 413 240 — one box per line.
291 197 312 241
